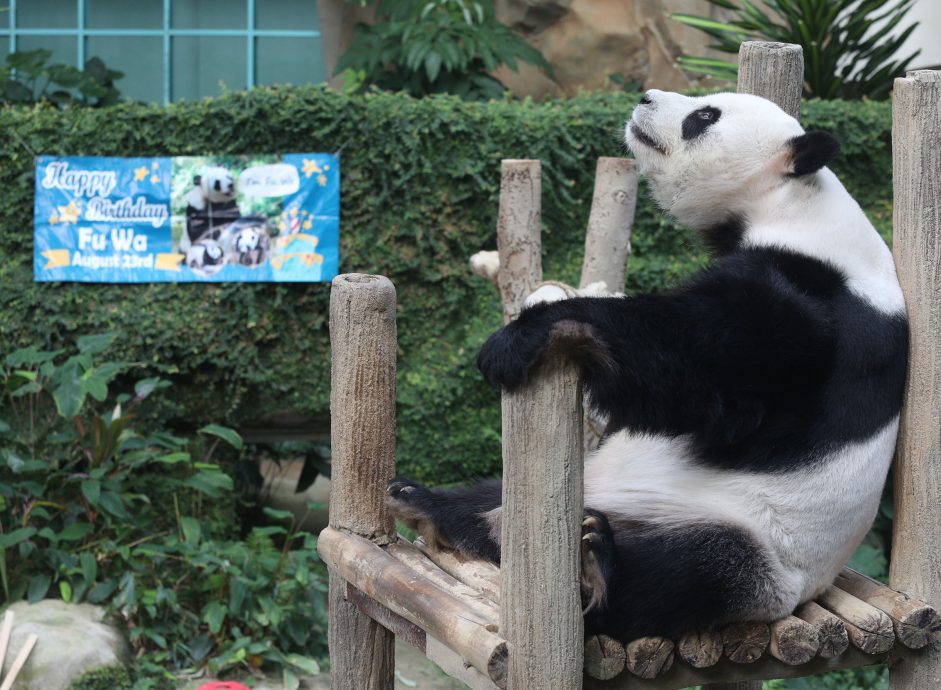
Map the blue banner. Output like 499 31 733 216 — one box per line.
34 154 339 282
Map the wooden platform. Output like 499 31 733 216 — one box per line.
318 526 941 690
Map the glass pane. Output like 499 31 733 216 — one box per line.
86 0 162 29
256 0 319 31
256 36 324 87
86 35 162 103
172 36 246 100
16 0 77 28
173 0 246 30
15 35 77 67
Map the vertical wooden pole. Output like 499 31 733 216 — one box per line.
497 160 585 689
737 41 804 119
579 157 638 292
889 69 941 690
497 160 543 324
705 39 805 690
326 273 398 690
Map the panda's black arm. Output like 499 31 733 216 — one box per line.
477 286 834 440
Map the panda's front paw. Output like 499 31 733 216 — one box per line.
477 323 544 390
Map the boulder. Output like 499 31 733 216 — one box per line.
1 600 130 690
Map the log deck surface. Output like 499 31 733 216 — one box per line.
317 527 940 690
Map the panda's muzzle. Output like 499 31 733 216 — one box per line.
628 122 668 156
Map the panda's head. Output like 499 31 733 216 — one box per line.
185 239 225 276
199 166 236 204
235 227 260 253
625 90 840 230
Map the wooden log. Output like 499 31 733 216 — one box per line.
500 349 584 689
325 273 397 690
817 585 895 654
769 615 820 665
579 157 637 292
836 568 941 649
703 683 762 690
346 583 426 653
0 633 37 690
387 539 500 628
319 527 509 688
890 69 941 690
721 622 770 664
427 636 502 690
496 159 542 324
625 637 674 679
678 630 724 669
794 600 849 659
736 41 804 119
585 635 627 681
413 537 502 604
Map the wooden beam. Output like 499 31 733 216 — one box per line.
496 160 542 324
890 69 941 690
319 527 509 688
580 157 637 292
736 41 804 118
325 273 398 690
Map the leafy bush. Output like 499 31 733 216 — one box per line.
336 0 548 99
672 0 920 99
0 88 894 486
0 336 327 684
1 49 123 107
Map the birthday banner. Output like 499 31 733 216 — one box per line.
34 153 339 282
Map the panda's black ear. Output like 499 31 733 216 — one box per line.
788 131 840 177
193 174 202 186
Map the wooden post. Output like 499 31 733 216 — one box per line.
889 69 941 690
737 41 804 119
579 157 638 292
704 39 806 690
325 273 398 690
498 160 585 689
497 160 542 324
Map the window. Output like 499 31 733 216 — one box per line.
1 0 324 103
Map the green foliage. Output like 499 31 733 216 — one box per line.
0 88 893 487
1 50 124 107
672 0 920 99
336 0 548 100
0 338 327 682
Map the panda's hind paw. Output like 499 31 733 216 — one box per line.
581 508 616 614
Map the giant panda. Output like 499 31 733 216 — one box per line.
181 166 241 252
386 90 909 641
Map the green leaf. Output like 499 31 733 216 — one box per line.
98 491 128 519
80 551 98 584
51 360 86 419
81 479 101 505
58 522 94 541
198 424 244 450
285 654 321 676
87 579 117 604
203 601 226 634
76 333 118 355
0 527 37 549
180 516 201 545
59 579 73 602
27 573 52 602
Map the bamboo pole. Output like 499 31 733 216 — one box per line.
890 69 941 690
324 273 398 690
498 159 585 689
496 160 542 324
737 41 804 118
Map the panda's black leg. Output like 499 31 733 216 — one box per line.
581 508 618 616
386 477 503 563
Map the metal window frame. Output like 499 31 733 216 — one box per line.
1 0 322 103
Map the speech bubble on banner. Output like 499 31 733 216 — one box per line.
238 164 300 197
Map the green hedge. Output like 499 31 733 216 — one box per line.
0 89 892 483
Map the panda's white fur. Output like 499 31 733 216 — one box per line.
387 91 908 640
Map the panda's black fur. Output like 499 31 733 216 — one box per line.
387 90 908 640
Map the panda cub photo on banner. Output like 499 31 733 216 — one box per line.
170 154 339 281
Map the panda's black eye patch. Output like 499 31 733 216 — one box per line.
682 106 721 140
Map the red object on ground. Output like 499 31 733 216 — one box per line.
195 683 252 690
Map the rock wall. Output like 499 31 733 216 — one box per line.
493 0 728 98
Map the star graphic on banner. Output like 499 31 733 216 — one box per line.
134 165 150 181
151 175 160 184
302 219 312 230
56 201 81 224
301 159 321 178
317 174 327 187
